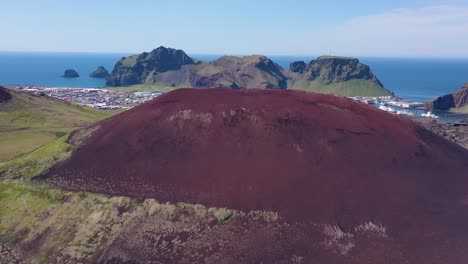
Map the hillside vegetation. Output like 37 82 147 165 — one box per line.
289 79 392 97
105 46 392 97
0 88 120 162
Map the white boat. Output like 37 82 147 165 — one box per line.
396 110 415 116
421 111 439 119
378 105 397 113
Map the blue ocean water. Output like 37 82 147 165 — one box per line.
1 52 468 103
0 52 127 88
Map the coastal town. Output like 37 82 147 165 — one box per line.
6 85 443 119
7 85 163 110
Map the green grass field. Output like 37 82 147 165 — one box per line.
0 135 73 180
0 131 58 162
107 83 187 93
450 105 468 114
289 79 392 97
0 90 120 163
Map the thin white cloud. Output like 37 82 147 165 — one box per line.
304 5 468 57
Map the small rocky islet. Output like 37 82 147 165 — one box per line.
62 69 80 78
89 66 109 78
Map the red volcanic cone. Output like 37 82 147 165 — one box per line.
44 88 468 263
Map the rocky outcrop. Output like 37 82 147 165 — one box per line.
416 118 468 150
105 47 390 96
289 61 306 73
0 86 12 102
106 48 287 89
63 69 80 78
89 66 109 78
106 46 196 86
427 83 468 111
426 94 455 111
453 83 468 107
299 56 383 85
189 55 288 89
288 56 390 96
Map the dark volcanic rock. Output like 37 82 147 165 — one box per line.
63 69 80 78
426 94 455 111
45 89 468 263
106 46 196 86
427 83 468 110
290 61 306 73
89 66 109 78
302 56 383 85
0 86 12 102
415 118 468 150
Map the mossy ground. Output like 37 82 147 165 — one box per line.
0 179 278 263
290 79 392 97
450 105 468 114
0 135 74 180
107 83 188 93
0 90 119 163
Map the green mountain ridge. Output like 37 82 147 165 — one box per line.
105 46 392 97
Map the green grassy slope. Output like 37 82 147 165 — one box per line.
109 79 391 98
450 105 468 114
0 89 120 162
0 135 73 180
108 83 188 93
289 79 392 97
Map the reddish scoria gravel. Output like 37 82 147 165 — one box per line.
44 88 468 263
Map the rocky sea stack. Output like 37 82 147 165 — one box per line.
44 88 468 263
105 47 391 96
63 69 80 78
0 86 12 102
89 66 109 78
427 83 468 111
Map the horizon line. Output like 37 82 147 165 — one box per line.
2 49 468 60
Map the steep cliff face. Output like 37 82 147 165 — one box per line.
289 56 390 96
105 47 391 96
453 83 468 107
427 83 468 111
105 46 196 86
299 56 383 85
107 51 288 89
427 94 455 111
289 61 306 74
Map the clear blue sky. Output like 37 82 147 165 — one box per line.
2 0 468 57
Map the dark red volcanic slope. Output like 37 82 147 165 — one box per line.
45 88 468 263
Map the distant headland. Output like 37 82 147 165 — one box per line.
105 46 392 97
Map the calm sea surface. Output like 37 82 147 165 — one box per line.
1 52 468 103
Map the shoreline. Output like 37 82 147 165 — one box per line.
3 84 468 121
